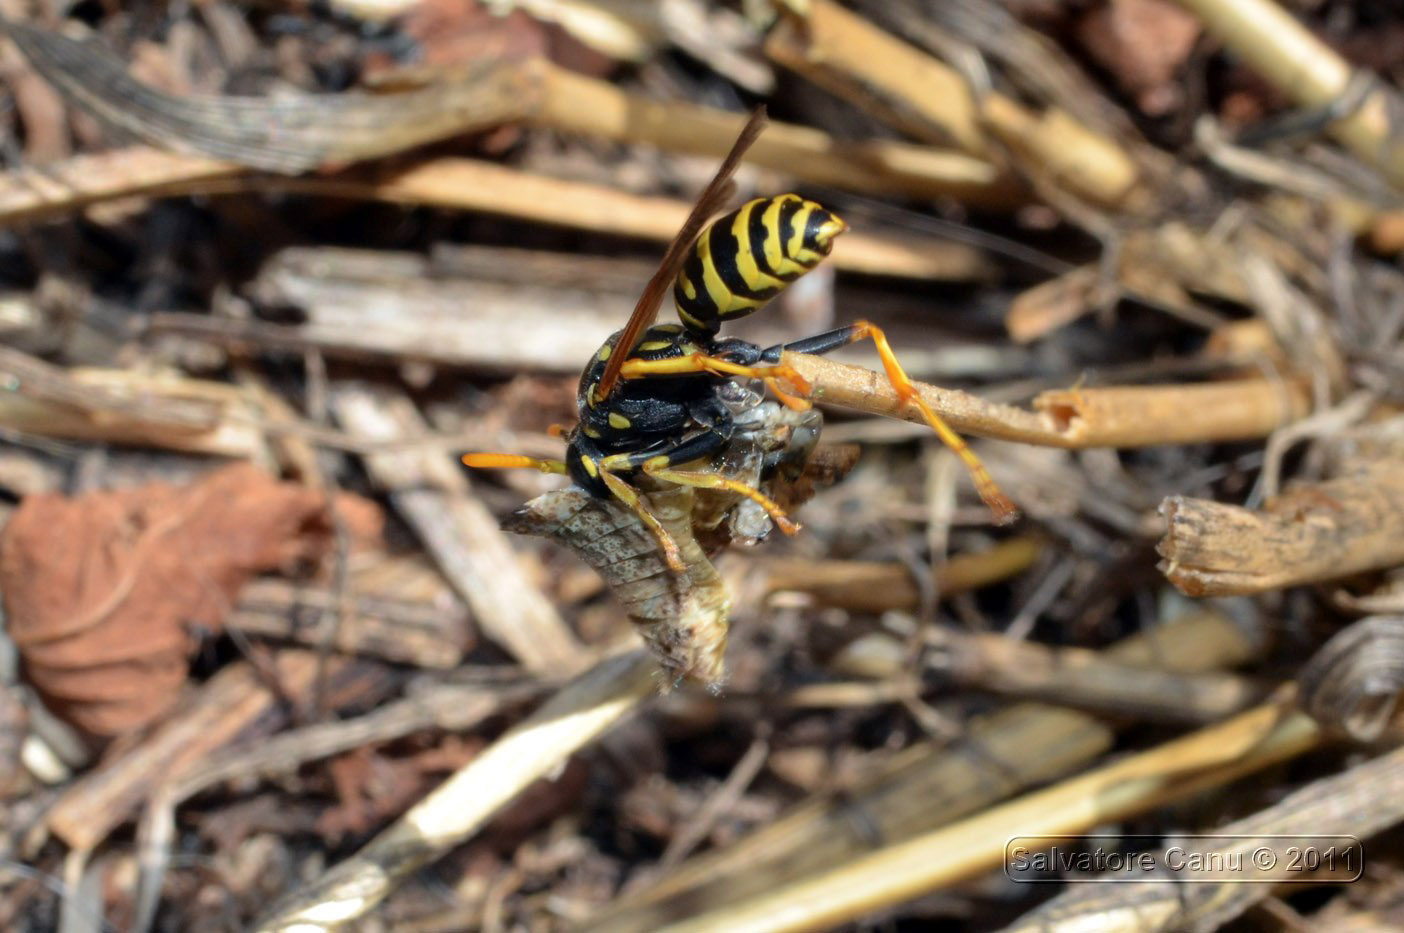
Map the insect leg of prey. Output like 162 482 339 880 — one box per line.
782 321 1020 525
619 354 812 397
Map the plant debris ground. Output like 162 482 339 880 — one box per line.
2 1 1404 931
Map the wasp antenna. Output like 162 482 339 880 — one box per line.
462 454 568 475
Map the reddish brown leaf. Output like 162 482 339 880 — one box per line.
0 464 382 736
1075 0 1201 117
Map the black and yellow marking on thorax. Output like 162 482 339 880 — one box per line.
578 323 714 455
674 195 847 337
582 324 699 411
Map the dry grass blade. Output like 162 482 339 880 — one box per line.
652 701 1321 933
924 627 1266 723
0 147 240 224
1 20 1014 204
252 649 656 932
530 63 1015 204
1172 0 1404 191
0 18 540 172
0 147 991 280
0 345 220 429
588 609 1263 933
1003 743 1404 931
760 535 1043 612
764 0 1143 209
0 354 269 457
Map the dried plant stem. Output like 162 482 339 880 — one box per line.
765 0 1142 209
0 147 240 225
531 62 1013 206
1 21 1018 206
1173 0 1404 190
133 681 534 932
1005 742 1404 931
925 628 1264 723
1159 463 1404 596
0 311 1309 466
788 351 1057 443
787 352 1309 447
590 609 1260 932
0 345 222 427
1033 381 1310 446
595 704 1113 933
0 148 988 281
46 654 323 852
229 576 469 669
285 159 991 281
253 649 656 933
761 535 1043 612
766 1 983 153
657 701 1321 933
329 382 579 673
0 359 269 457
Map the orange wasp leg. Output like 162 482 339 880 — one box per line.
619 354 812 397
463 452 689 573
788 320 1019 525
597 468 687 573
764 376 813 412
638 457 801 536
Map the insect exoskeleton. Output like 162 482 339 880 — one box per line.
505 483 731 687
673 194 848 338
465 107 1018 687
689 381 825 548
506 387 839 687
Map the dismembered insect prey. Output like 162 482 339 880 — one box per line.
503 386 841 685
465 107 1018 685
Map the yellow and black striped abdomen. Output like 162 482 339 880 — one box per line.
673 194 847 337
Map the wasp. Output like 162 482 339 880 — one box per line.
466 108 1017 681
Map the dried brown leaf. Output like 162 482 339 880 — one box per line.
0 464 382 735
1075 0 1201 116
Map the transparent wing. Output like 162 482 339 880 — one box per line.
592 106 769 403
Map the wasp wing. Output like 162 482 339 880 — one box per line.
591 106 769 404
